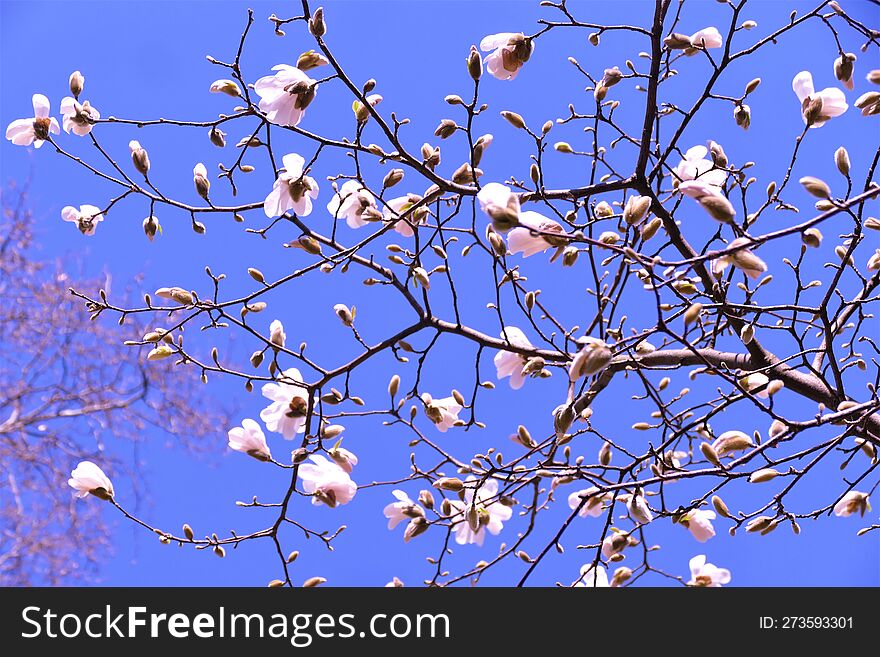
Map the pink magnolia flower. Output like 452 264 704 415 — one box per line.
493 326 535 389
382 194 426 237
568 487 609 518
264 153 319 217
59 97 100 136
68 461 114 500
507 211 566 257
6 94 60 148
687 554 731 587
254 64 317 127
298 454 357 507
833 491 870 517
681 509 716 542
260 368 310 439
421 393 463 432
685 27 723 54
447 478 513 546
480 32 533 81
227 418 272 461
673 145 727 187
575 564 610 587
792 71 848 128
712 238 768 280
61 204 104 236
328 445 358 473
383 490 424 530
326 180 377 229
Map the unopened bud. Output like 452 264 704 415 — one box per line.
834 146 850 177
143 215 160 241
467 46 482 81
308 7 326 37
799 176 831 199
501 110 526 130
69 70 85 97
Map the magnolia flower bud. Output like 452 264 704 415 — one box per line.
296 50 329 71
684 302 702 326
623 195 651 226
333 303 355 327
129 140 150 176
569 337 613 380
699 194 736 223
303 576 326 588
834 53 856 90
69 70 85 98
708 140 728 168
712 430 754 456
734 104 751 130
594 201 614 218
418 490 435 509
388 374 400 398
404 517 429 542
802 228 823 248
193 163 210 200
834 146 851 177
383 168 404 189
435 119 457 139
562 246 579 267
746 516 773 533
467 45 483 81
308 7 326 37
712 495 732 518
700 441 722 467
627 490 653 524
433 477 464 492
554 141 574 154
209 79 241 97
501 110 526 130
664 33 692 49
611 567 632 588
744 77 761 95
799 176 831 199
749 468 781 483
143 215 160 241
854 91 880 116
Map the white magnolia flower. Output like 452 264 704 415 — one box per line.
477 182 520 231
382 194 425 237
269 319 286 348
480 32 533 81
792 71 848 128
68 461 114 500
260 368 310 439
493 326 535 389
298 454 357 507
681 509 716 542
507 211 566 257
327 180 377 229
421 393 463 432
673 145 727 187
227 418 272 461
254 64 317 126
383 490 424 530
568 487 609 518
712 238 768 280
575 563 610 587
263 152 319 217
6 94 60 148
687 554 731 587
61 204 104 236
59 97 100 136
685 26 723 54
328 445 358 473
448 478 513 546
833 491 870 517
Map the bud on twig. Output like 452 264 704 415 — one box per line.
69 70 85 98
309 7 326 37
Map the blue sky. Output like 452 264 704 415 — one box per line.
2 0 878 586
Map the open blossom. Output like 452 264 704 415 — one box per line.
447 478 513 546
421 393 463 432
684 27 723 54
477 182 520 231
480 32 533 81
712 238 767 280
260 368 310 439
68 461 114 500
687 555 731 587
384 490 424 530
833 491 870 517
6 94 60 148
507 211 567 257
264 153 319 217
792 71 848 128
328 445 358 473
255 65 316 127
382 193 426 237
62 204 104 236
575 564 610 587
493 326 535 389
60 97 100 136
298 455 357 508
568 487 609 518
673 145 727 188
327 180 378 229
227 418 272 461
681 509 716 542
